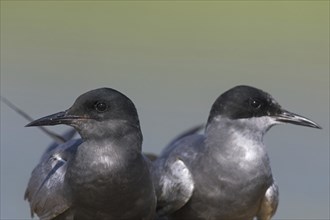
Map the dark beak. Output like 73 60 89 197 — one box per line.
25 110 86 127
275 109 322 129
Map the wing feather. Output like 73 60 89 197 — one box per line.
25 139 82 219
156 159 194 216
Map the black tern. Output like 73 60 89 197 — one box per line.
25 88 156 220
153 85 321 220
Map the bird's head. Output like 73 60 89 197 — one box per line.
207 85 321 131
26 88 141 140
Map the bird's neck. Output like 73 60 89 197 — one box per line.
78 119 143 152
71 123 143 177
205 116 272 155
66 124 146 208
204 116 273 187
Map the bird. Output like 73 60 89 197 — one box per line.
24 88 156 220
152 85 321 220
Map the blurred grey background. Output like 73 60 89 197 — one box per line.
1 1 329 219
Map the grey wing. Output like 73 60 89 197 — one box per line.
155 158 194 217
160 124 204 157
143 125 203 162
257 182 279 220
25 139 82 220
154 132 205 217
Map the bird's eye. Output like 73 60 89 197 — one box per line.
249 99 262 109
95 102 108 112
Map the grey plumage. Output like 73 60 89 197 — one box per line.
25 88 156 220
153 85 321 220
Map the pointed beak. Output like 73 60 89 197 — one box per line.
275 109 322 129
25 110 88 127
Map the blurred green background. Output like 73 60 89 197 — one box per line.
1 1 329 219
